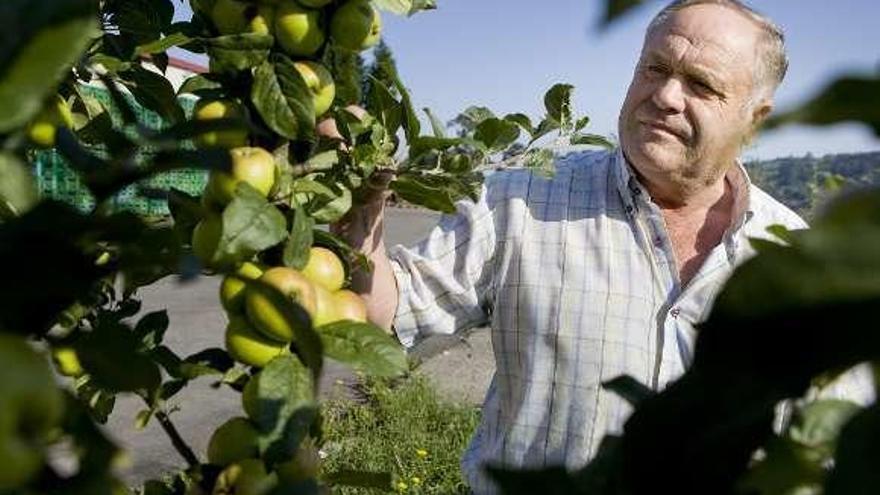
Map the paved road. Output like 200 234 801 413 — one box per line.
102 208 495 484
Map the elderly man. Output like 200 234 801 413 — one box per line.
334 0 870 493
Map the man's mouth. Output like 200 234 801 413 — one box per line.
640 120 688 142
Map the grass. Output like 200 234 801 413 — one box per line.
319 374 481 494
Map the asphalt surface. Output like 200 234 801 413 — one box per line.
97 207 495 485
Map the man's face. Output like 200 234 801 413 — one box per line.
618 4 771 193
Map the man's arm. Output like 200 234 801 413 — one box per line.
332 171 398 332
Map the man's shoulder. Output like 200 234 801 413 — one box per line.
747 184 809 232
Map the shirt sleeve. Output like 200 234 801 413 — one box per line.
388 185 498 349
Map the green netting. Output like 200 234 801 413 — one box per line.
32 84 207 217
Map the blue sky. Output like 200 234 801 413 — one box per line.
173 0 880 160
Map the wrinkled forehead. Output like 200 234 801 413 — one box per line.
644 4 763 68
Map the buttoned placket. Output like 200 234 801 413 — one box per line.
620 177 683 390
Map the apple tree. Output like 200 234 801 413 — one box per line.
0 0 614 493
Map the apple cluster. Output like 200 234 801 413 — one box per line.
190 150 367 368
205 417 321 493
198 0 382 122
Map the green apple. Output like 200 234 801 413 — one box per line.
207 147 276 205
245 267 318 342
220 262 266 314
51 346 84 377
276 437 321 484
213 458 277 495
275 2 325 56
293 61 336 117
27 94 73 148
191 215 225 268
207 416 260 466
313 288 367 327
212 0 275 35
0 334 64 491
193 99 249 149
331 289 368 322
330 0 381 51
225 317 289 368
301 247 345 292
311 285 336 327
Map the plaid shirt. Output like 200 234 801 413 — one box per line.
388 148 872 494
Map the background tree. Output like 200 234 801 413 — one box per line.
362 39 401 112
323 44 366 107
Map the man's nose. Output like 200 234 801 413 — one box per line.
652 77 686 113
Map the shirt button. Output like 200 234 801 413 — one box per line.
670 307 681 318
653 236 663 248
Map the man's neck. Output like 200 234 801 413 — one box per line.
639 169 729 215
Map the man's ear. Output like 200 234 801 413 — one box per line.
751 98 774 128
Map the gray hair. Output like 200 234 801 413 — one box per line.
647 0 788 100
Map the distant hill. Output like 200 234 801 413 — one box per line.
745 151 880 217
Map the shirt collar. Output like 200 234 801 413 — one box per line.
611 147 756 232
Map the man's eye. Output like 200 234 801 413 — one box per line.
691 79 714 93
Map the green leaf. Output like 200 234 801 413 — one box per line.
569 132 614 148
178 74 223 95
107 0 174 43
307 183 352 223
253 355 319 465
523 148 556 178
136 32 193 56
134 310 170 350
407 136 465 161
574 116 590 132
290 150 340 178
0 0 99 132
474 118 521 152
178 348 235 379
0 152 38 219
504 113 534 136
391 174 456 213
424 107 446 138
458 106 495 130
217 184 288 265
205 33 274 73
544 83 574 126
0 201 103 336
764 224 795 244
283 207 314 270
824 404 880 495
372 0 436 15
291 178 337 198
135 408 155 430
737 436 825 495
388 70 420 141
121 65 185 125
251 55 316 141
603 0 649 26
765 76 880 137
529 117 561 145
318 321 408 378
602 375 654 407
168 188 203 245
76 321 162 393
789 399 862 452
366 75 403 137
74 376 117 424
